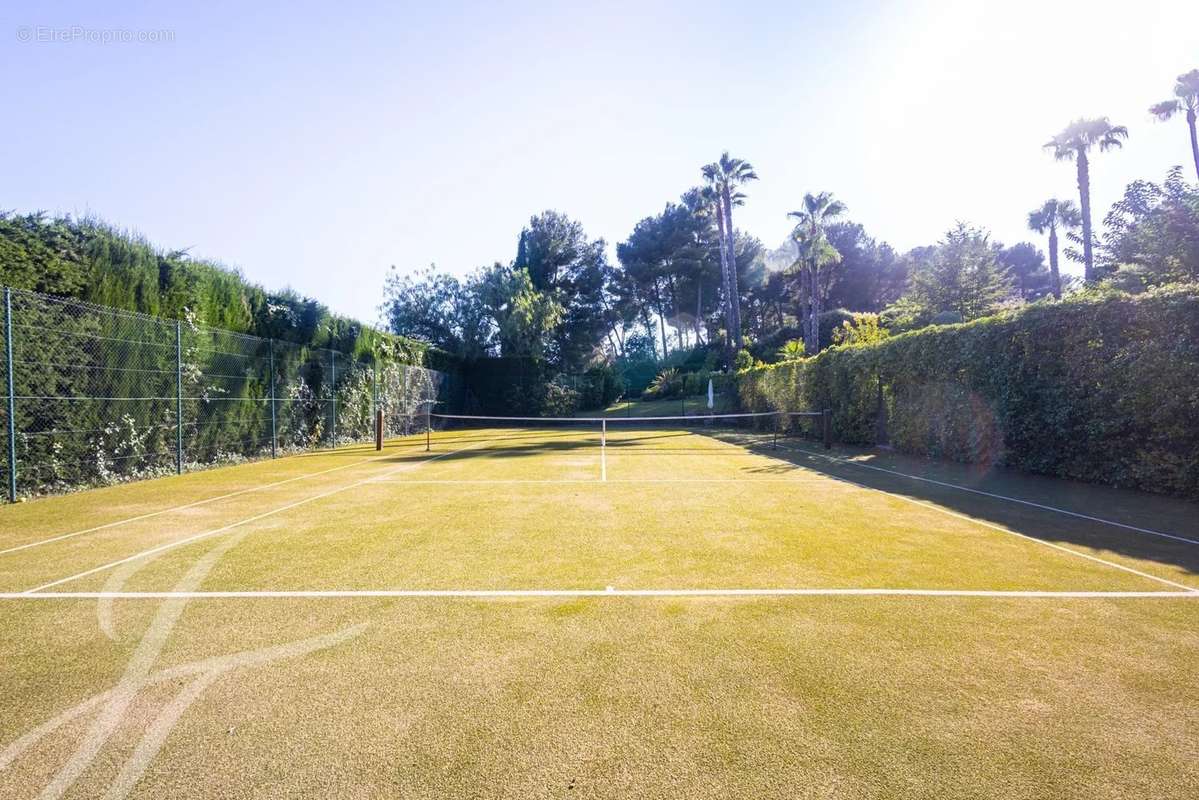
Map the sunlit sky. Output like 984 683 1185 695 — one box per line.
3 0 1197 321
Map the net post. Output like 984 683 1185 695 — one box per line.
375 407 384 451
822 408 832 450
425 403 431 452
4 288 17 502
268 339 277 459
175 320 183 475
372 358 379 430
602 417 606 448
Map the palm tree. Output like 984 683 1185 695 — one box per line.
702 153 758 351
1149 69 1199 182
777 339 806 361
1027 199 1081 300
1044 118 1129 282
787 192 846 353
698 183 735 354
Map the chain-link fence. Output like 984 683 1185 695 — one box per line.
0 286 462 502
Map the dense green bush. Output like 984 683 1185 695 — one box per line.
739 286 1199 498
542 382 582 416
0 212 455 372
580 363 624 409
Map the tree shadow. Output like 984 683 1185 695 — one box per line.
732 434 1199 580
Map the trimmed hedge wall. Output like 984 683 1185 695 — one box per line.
0 212 459 373
738 286 1199 498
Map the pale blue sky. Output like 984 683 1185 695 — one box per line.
3 0 1197 321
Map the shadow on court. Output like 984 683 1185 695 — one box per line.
738 435 1199 580
411 428 768 459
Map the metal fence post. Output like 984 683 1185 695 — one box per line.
4 288 17 502
330 350 336 449
175 321 183 474
269 339 277 459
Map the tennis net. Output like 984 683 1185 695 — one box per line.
424 410 830 454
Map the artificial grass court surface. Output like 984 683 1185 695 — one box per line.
0 428 1196 798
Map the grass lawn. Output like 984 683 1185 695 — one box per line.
1 426 1197 798
581 392 738 418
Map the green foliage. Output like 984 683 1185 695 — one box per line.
515 211 612 368
890 223 1013 329
615 197 722 358
0 287 459 498
777 339 806 361
615 356 659 399
831 313 889 347
930 310 964 326
1097 167 1199 286
733 349 755 372
645 368 682 399
581 363 624 409
823 223 906 311
379 264 492 359
0 212 449 371
478 264 564 359
541 381 582 416
749 325 802 363
998 242 1053 301
739 286 1199 498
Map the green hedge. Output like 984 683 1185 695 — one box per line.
738 286 1199 498
0 212 458 373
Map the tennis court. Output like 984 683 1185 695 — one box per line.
1 416 1197 798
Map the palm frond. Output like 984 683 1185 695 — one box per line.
1175 69 1199 101
1058 200 1081 229
1149 99 1182 121
1099 124 1129 152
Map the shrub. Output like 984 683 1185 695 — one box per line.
645 368 682 399
738 286 1199 498
777 339 806 361
930 310 964 326
831 314 889 348
581 363 624 409
541 382 581 416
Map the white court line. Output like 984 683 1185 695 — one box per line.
769 443 1197 593
362 478 838 484
21 443 476 595
1 588 1195 600
783 443 1199 546
0 440 430 557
